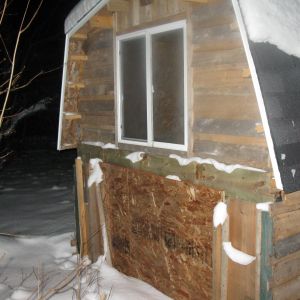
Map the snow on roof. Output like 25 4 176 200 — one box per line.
64 0 104 33
239 0 300 58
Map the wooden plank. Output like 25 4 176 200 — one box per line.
70 54 88 61
193 140 270 170
226 199 257 300
193 94 260 121
78 100 114 114
75 157 89 257
273 232 300 259
78 144 274 203
67 82 85 89
194 132 267 147
260 212 273 299
255 210 262 300
213 225 222 300
107 0 129 12
193 119 263 136
64 112 82 120
272 250 300 287
192 47 247 67
116 12 186 35
221 216 229 300
185 0 208 3
272 277 300 300
87 171 103 262
81 115 114 128
79 95 114 102
273 209 300 241
89 15 113 28
71 32 88 40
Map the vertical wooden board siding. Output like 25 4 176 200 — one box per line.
226 199 257 300
101 163 222 300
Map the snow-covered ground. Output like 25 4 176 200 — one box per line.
0 148 172 300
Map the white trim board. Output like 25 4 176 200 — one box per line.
232 0 283 190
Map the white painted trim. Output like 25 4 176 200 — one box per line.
232 0 283 190
57 35 70 151
146 32 153 144
116 20 188 151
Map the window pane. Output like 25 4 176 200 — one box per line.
121 37 147 141
152 28 184 145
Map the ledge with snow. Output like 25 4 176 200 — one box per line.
57 0 300 299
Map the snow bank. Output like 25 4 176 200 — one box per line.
88 158 103 187
126 152 145 163
92 257 173 300
239 0 300 57
169 154 265 174
0 233 172 300
223 242 256 265
213 202 228 228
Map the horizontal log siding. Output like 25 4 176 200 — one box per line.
189 0 270 170
269 192 300 299
78 9 115 144
60 25 89 149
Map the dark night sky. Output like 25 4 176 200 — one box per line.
1 0 80 143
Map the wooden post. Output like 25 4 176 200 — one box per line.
213 225 223 300
75 157 89 257
96 184 112 265
88 182 103 262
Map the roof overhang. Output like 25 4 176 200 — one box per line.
64 0 106 34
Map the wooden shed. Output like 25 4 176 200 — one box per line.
57 0 300 299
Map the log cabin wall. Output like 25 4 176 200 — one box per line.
79 8 115 144
269 192 300 299
113 0 271 171
61 1 283 299
60 8 115 149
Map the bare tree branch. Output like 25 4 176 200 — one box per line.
0 0 44 128
0 33 12 63
0 0 8 26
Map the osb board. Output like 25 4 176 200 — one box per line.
101 163 222 300
226 199 258 300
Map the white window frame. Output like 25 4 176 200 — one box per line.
116 20 188 151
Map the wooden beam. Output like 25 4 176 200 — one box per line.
107 0 129 12
185 0 209 3
194 132 267 147
75 157 89 257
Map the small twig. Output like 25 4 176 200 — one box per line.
0 0 8 26
0 33 12 63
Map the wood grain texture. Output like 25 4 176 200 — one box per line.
226 199 258 300
101 163 222 300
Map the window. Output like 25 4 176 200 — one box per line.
117 21 187 151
